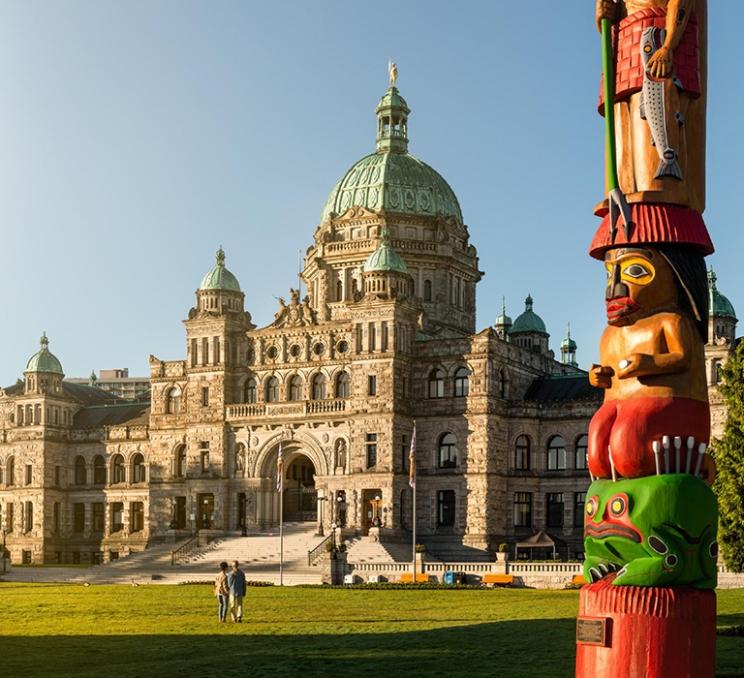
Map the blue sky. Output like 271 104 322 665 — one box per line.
1 1 741 384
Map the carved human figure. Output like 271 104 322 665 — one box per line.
334 439 346 469
235 444 246 478
588 244 714 480
595 0 707 212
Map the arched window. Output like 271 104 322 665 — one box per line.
514 435 531 470
498 368 508 398
438 433 457 469
424 279 432 302
336 278 343 301
7 456 14 486
24 501 33 534
428 368 445 399
175 445 187 478
93 455 106 485
288 375 302 401
547 435 567 471
575 434 588 470
336 371 350 399
244 378 257 404
454 367 469 397
131 453 146 483
715 361 724 385
166 386 182 415
74 456 87 485
265 376 279 403
112 454 126 484
311 373 327 400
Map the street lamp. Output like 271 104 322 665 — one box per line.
1 523 8 574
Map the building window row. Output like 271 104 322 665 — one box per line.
512 491 587 529
513 434 588 471
427 367 470 399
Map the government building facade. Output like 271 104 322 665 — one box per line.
0 82 737 565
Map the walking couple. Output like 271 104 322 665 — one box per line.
214 560 246 623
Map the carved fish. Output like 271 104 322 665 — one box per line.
640 27 683 181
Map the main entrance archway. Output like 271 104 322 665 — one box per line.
283 454 317 522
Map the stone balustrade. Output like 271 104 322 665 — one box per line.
226 398 347 421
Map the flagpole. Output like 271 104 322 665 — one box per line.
410 420 417 583
279 482 284 586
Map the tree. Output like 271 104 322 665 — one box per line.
712 339 744 572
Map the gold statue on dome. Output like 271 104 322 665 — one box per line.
388 60 398 87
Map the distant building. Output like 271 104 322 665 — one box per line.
0 80 736 566
67 369 150 401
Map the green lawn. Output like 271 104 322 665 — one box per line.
0 584 742 677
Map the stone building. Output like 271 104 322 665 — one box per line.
0 81 737 565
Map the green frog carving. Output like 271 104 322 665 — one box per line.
583 474 718 588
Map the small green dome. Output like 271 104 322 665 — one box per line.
364 229 407 273
25 332 64 375
560 326 577 351
708 268 736 319
495 297 512 328
199 247 241 292
511 295 547 334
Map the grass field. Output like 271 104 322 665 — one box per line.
0 584 742 677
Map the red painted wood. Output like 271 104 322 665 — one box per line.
576 577 716 678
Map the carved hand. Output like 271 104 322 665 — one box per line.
595 0 618 32
646 46 673 79
617 353 654 379
589 364 614 389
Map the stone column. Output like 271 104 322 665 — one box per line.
316 492 324 536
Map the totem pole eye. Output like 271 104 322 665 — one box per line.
648 535 668 554
620 258 655 284
585 496 598 518
664 554 679 568
609 494 627 517
624 264 648 278
709 541 719 559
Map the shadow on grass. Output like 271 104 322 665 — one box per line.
3 619 577 678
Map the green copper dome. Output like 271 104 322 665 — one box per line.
199 247 241 292
364 228 407 273
511 295 547 334
25 332 64 375
320 79 463 224
495 297 512 328
560 325 577 351
708 268 736 319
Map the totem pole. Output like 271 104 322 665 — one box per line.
576 2 717 676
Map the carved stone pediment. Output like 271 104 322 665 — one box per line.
273 288 317 328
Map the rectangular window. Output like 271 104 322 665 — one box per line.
547 493 565 528
55 465 61 486
111 502 124 533
437 490 456 527
366 433 377 469
201 386 209 407
202 337 209 365
213 337 220 365
73 503 85 533
574 492 586 528
191 338 198 367
25 465 32 486
200 442 210 474
24 501 33 533
368 323 376 352
513 492 532 527
355 324 363 353
368 375 377 396
92 503 104 532
381 322 388 352
174 496 187 529
401 434 408 472
22 550 31 564
53 502 60 533
6 503 13 532
130 502 144 533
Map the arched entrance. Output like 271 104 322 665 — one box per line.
283 453 317 522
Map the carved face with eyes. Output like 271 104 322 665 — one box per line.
603 247 678 325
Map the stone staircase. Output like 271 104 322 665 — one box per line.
345 536 415 564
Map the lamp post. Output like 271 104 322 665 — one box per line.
1 524 7 574
372 494 382 527
316 491 327 537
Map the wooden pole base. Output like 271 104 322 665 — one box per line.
575 577 716 678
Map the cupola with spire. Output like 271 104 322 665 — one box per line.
24 332 64 394
195 247 245 315
560 324 578 367
495 297 512 340
707 267 737 345
510 295 550 355
362 228 413 300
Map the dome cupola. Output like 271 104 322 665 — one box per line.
495 297 512 340
195 248 245 316
560 324 578 367
362 228 413 300
510 295 550 355
199 247 241 292
707 267 737 346
24 332 64 395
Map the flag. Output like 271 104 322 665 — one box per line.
408 422 416 488
276 442 284 492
